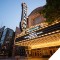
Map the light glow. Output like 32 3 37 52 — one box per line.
31 40 60 49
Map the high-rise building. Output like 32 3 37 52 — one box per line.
0 26 5 54
0 28 15 57
0 26 5 41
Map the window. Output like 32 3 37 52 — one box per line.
33 16 44 26
3 29 7 36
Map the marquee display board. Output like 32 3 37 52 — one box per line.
16 22 60 42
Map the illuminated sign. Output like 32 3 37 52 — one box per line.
24 31 43 39
26 26 40 33
16 22 60 42
21 3 27 31
24 25 42 39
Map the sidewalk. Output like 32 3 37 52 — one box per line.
0 57 48 60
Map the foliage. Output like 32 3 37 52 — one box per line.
40 0 60 24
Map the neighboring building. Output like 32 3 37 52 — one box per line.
0 26 5 41
0 28 15 57
15 27 21 37
0 26 5 54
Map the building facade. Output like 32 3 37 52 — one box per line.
0 26 5 42
0 28 14 57
15 3 60 58
0 26 5 55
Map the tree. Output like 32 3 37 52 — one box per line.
41 0 60 24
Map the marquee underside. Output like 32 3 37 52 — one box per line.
15 32 60 49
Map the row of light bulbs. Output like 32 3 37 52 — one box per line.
15 31 60 47
16 21 60 39
24 30 60 42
